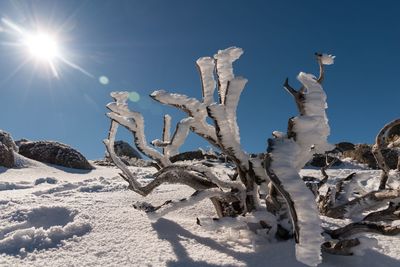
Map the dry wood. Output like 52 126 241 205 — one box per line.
372 118 400 189
363 202 400 222
326 221 400 239
325 189 400 219
264 155 300 242
322 238 360 256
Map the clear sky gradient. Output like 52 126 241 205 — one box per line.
0 0 399 159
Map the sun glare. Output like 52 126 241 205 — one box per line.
1 18 92 79
25 32 59 61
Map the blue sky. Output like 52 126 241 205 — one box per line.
0 0 399 159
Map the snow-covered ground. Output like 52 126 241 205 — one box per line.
0 156 399 266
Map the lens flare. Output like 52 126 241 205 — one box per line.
99 76 109 85
128 91 140 102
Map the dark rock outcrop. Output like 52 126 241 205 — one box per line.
335 142 355 152
0 130 18 152
15 138 30 148
19 141 92 170
308 154 342 168
113 140 142 159
93 157 153 168
170 150 218 163
343 144 399 169
0 143 14 168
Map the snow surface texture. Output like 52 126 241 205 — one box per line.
270 70 334 266
0 206 91 255
1 161 400 266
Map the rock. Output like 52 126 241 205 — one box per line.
93 157 153 168
342 144 376 168
0 143 14 168
18 141 92 170
15 138 30 148
335 142 355 152
113 141 142 159
308 154 342 168
92 159 115 167
0 130 18 152
170 150 218 163
342 144 399 169
381 148 399 170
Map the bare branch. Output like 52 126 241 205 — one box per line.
106 96 170 168
326 222 400 239
321 155 339 183
264 155 300 242
325 189 400 219
315 53 325 84
104 120 144 194
151 90 219 148
322 238 360 256
147 189 233 218
162 114 171 155
283 78 298 97
334 172 357 200
363 202 400 222
372 118 400 189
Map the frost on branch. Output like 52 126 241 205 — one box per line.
265 53 334 266
104 47 381 266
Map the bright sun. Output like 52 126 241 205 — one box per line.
1 18 92 79
24 32 59 61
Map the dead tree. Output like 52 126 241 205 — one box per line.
104 48 400 266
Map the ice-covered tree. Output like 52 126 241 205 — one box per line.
104 47 400 266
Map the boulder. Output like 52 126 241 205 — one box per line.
0 143 14 168
93 157 153 168
113 140 142 159
18 141 92 170
170 150 219 163
342 144 399 169
335 142 355 152
0 130 18 152
15 138 30 148
307 154 342 168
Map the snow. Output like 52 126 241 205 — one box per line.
267 70 335 266
106 99 171 167
0 206 91 255
196 56 216 105
208 102 249 168
0 161 400 266
150 90 218 153
224 77 247 145
320 54 335 65
270 139 325 266
214 47 243 104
